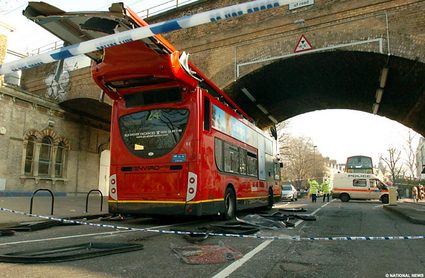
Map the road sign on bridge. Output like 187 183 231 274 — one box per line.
294 34 313 53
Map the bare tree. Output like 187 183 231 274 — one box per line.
404 130 417 179
277 121 290 150
279 135 325 189
380 147 403 184
377 158 388 177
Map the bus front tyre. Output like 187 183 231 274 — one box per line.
340 193 350 202
223 188 236 220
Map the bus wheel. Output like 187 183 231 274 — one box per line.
223 187 236 220
340 193 350 202
381 194 389 204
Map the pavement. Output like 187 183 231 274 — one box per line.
0 195 108 227
0 196 424 226
383 198 425 225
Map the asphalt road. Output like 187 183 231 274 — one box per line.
0 198 424 278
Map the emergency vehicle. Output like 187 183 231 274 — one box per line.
331 173 389 203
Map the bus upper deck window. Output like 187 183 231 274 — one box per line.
204 96 211 131
124 87 182 108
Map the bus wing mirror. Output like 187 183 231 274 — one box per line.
280 162 284 168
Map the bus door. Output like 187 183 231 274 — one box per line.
257 135 266 181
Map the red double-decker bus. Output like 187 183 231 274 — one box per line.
345 155 374 174
25 3 281 218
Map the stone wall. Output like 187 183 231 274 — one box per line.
21 62 110 105
0 34 6 84
0 84 109 193
148 0 425 88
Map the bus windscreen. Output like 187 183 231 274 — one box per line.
119 109 189 158
346 156 373 173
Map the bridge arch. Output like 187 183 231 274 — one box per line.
151 0 425 136
223 50 425 135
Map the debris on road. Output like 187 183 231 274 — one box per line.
172 244 242 264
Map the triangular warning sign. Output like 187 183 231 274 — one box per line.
294 34 313 53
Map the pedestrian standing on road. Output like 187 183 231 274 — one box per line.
321 178 331 202
308 179 319 203
412 186 418 203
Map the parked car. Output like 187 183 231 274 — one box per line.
281 184 298 201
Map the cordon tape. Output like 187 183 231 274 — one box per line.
1 207 424 241
0 0 294 75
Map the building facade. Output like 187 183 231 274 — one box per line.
0 35 111 195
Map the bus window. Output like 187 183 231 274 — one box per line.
274 162 280 180
239 148 247 175
119 109 189 158
346 156 373 174
203 96 211 131
214 138 224 171
224 142 239 173
247 152 258 177
123 87 181 108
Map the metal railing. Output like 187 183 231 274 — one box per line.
137 0 197 18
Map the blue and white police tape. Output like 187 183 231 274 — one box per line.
0 0 294 75
1 207 424 241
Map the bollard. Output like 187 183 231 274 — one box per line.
388 186 397 206
85 189 103 213
30 189 54 215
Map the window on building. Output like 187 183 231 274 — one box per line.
38 136 53 176
55 142 65 177
24 136 36 175
22 129 69 180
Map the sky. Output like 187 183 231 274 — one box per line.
0 0 422 165
1 0 193 59
283 109 419 165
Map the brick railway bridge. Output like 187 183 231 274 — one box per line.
20 0 425 134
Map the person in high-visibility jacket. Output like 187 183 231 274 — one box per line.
321 178 331 202
308 179 319 203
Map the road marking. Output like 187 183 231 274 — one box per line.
212 240 273 278
213 200 333 277
294 199 333 227
0 222 195 247
273 202 290 208
0 230 134 246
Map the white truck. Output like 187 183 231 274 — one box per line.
331 173 389 204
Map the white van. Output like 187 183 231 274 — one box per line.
331 173 389 203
